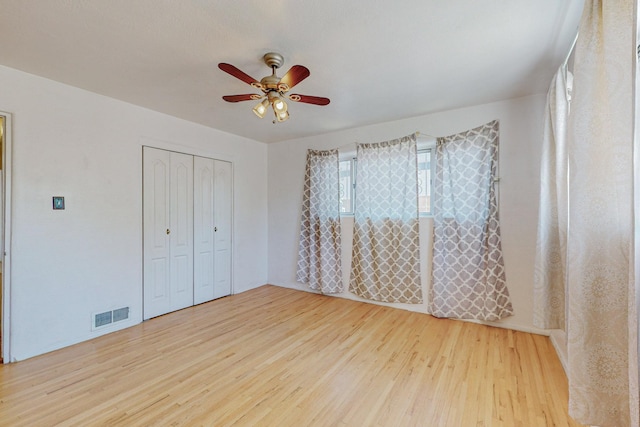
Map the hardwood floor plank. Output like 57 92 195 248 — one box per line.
0 285 583 426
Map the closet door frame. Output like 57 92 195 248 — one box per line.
1 112 13 363
141 142 233 319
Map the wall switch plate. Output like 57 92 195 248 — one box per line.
52 196 65 210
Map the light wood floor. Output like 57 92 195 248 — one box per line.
0 285 582 426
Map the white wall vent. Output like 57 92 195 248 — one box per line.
113 307 130 322
92 307 130 330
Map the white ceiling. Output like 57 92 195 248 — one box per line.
0 0 583 143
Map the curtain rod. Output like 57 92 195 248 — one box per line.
333 131 436 152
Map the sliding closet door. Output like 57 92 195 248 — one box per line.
168 151 194 312
194 157 215 304
143 147 194 320
144 147 231 318
143 147 171 319
194 158 232 302
213 160 232 298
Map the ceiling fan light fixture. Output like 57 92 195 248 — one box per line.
276 110 290 122
272 97 287 113
252 98 269 118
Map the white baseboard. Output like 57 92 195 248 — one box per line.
269 282 551 336
548 329 568 374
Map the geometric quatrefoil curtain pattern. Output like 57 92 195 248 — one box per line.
296 149 343 294
429 120 513 321
349 134 423 304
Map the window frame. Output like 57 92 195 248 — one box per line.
417 148 434 217
339 157 356 216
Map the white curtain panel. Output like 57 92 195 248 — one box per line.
566 0 638 425
349 135 422 304
430 120 513 321
533 64 570 330
296 149 343 294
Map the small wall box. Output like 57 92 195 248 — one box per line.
52 196 65 210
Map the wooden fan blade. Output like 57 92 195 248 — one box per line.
278 65 310 91
289 94 330 106
218 63 262 88
222 94 262 102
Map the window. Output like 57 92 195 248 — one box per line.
340 149 433 217
339 159 355 214
417 149 433 215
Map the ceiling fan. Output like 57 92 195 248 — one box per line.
218 52 330 123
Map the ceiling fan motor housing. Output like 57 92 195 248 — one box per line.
260 74 281 90
263 52 284 69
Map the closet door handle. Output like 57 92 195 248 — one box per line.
166 229 170 235
214 227 218 232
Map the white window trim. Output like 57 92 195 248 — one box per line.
418 148 434 217
339 158 356 216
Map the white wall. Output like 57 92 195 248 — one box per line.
0 65 268 360
268 94 546 334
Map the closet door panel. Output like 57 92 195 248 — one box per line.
143 147 172 320
169 152 194 312
194 156 215 304
214 160 232 298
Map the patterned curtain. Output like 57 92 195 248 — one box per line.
296 149 343 294
533 64 570 330
565 0 638 425
430 120 513 321
349 135 422 304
